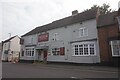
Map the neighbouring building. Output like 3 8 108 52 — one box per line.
20 8 101 63
0 43 2 60
118 2 120 30
1 35 21 62
118 1 120 9
97 11 120 66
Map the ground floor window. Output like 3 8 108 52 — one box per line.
110 40 120 57
52 47 65 56
73 42 96 56
25 47 35 57
4 50 8 54
52 48 60 55
89 44 95 55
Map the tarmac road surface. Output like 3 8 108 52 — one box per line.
2 62 119 78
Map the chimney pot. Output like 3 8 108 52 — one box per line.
72 10 78 15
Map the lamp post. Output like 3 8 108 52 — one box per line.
8 33 11 62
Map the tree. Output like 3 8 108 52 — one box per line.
85 3 114 15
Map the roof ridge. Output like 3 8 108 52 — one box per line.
97 11 118 27
99 11 118 16
3 35 18 43
22 8 98 37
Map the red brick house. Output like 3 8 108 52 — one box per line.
97 11 120 66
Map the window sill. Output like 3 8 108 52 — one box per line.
72 55 96 57
50 55 65 56
112 55 120 57
78 35 88 38
26 56 35 57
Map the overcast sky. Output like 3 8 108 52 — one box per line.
0 0 119 41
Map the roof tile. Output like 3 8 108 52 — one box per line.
22 8 98 37
97 11 118 28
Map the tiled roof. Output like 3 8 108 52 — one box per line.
97 11 118 28
22 8 98 37
3 36 17 43
0 43 2 50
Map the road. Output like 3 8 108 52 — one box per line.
2 62 119 78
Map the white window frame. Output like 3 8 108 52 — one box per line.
53 33 59 41
110 40 120 57
72 42 96 56
89 44 95 55
79 27 88 37
52 48 60 55
25 47 35 57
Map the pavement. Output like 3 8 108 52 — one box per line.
2 62 119 78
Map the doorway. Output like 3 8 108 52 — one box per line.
43 50 47 61
37 50 48 62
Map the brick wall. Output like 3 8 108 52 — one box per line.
98 24 119 63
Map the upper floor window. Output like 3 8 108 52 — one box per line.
4 44 6 49
20 38 24 45
110 40 120 57
79 27 88 37
28 36 33 44
31 37 33 43
53 33 59 41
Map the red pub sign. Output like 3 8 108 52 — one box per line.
38 33 49 42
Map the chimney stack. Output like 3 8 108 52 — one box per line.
72 10 78 16
118 1 120 9
118 1 120 15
